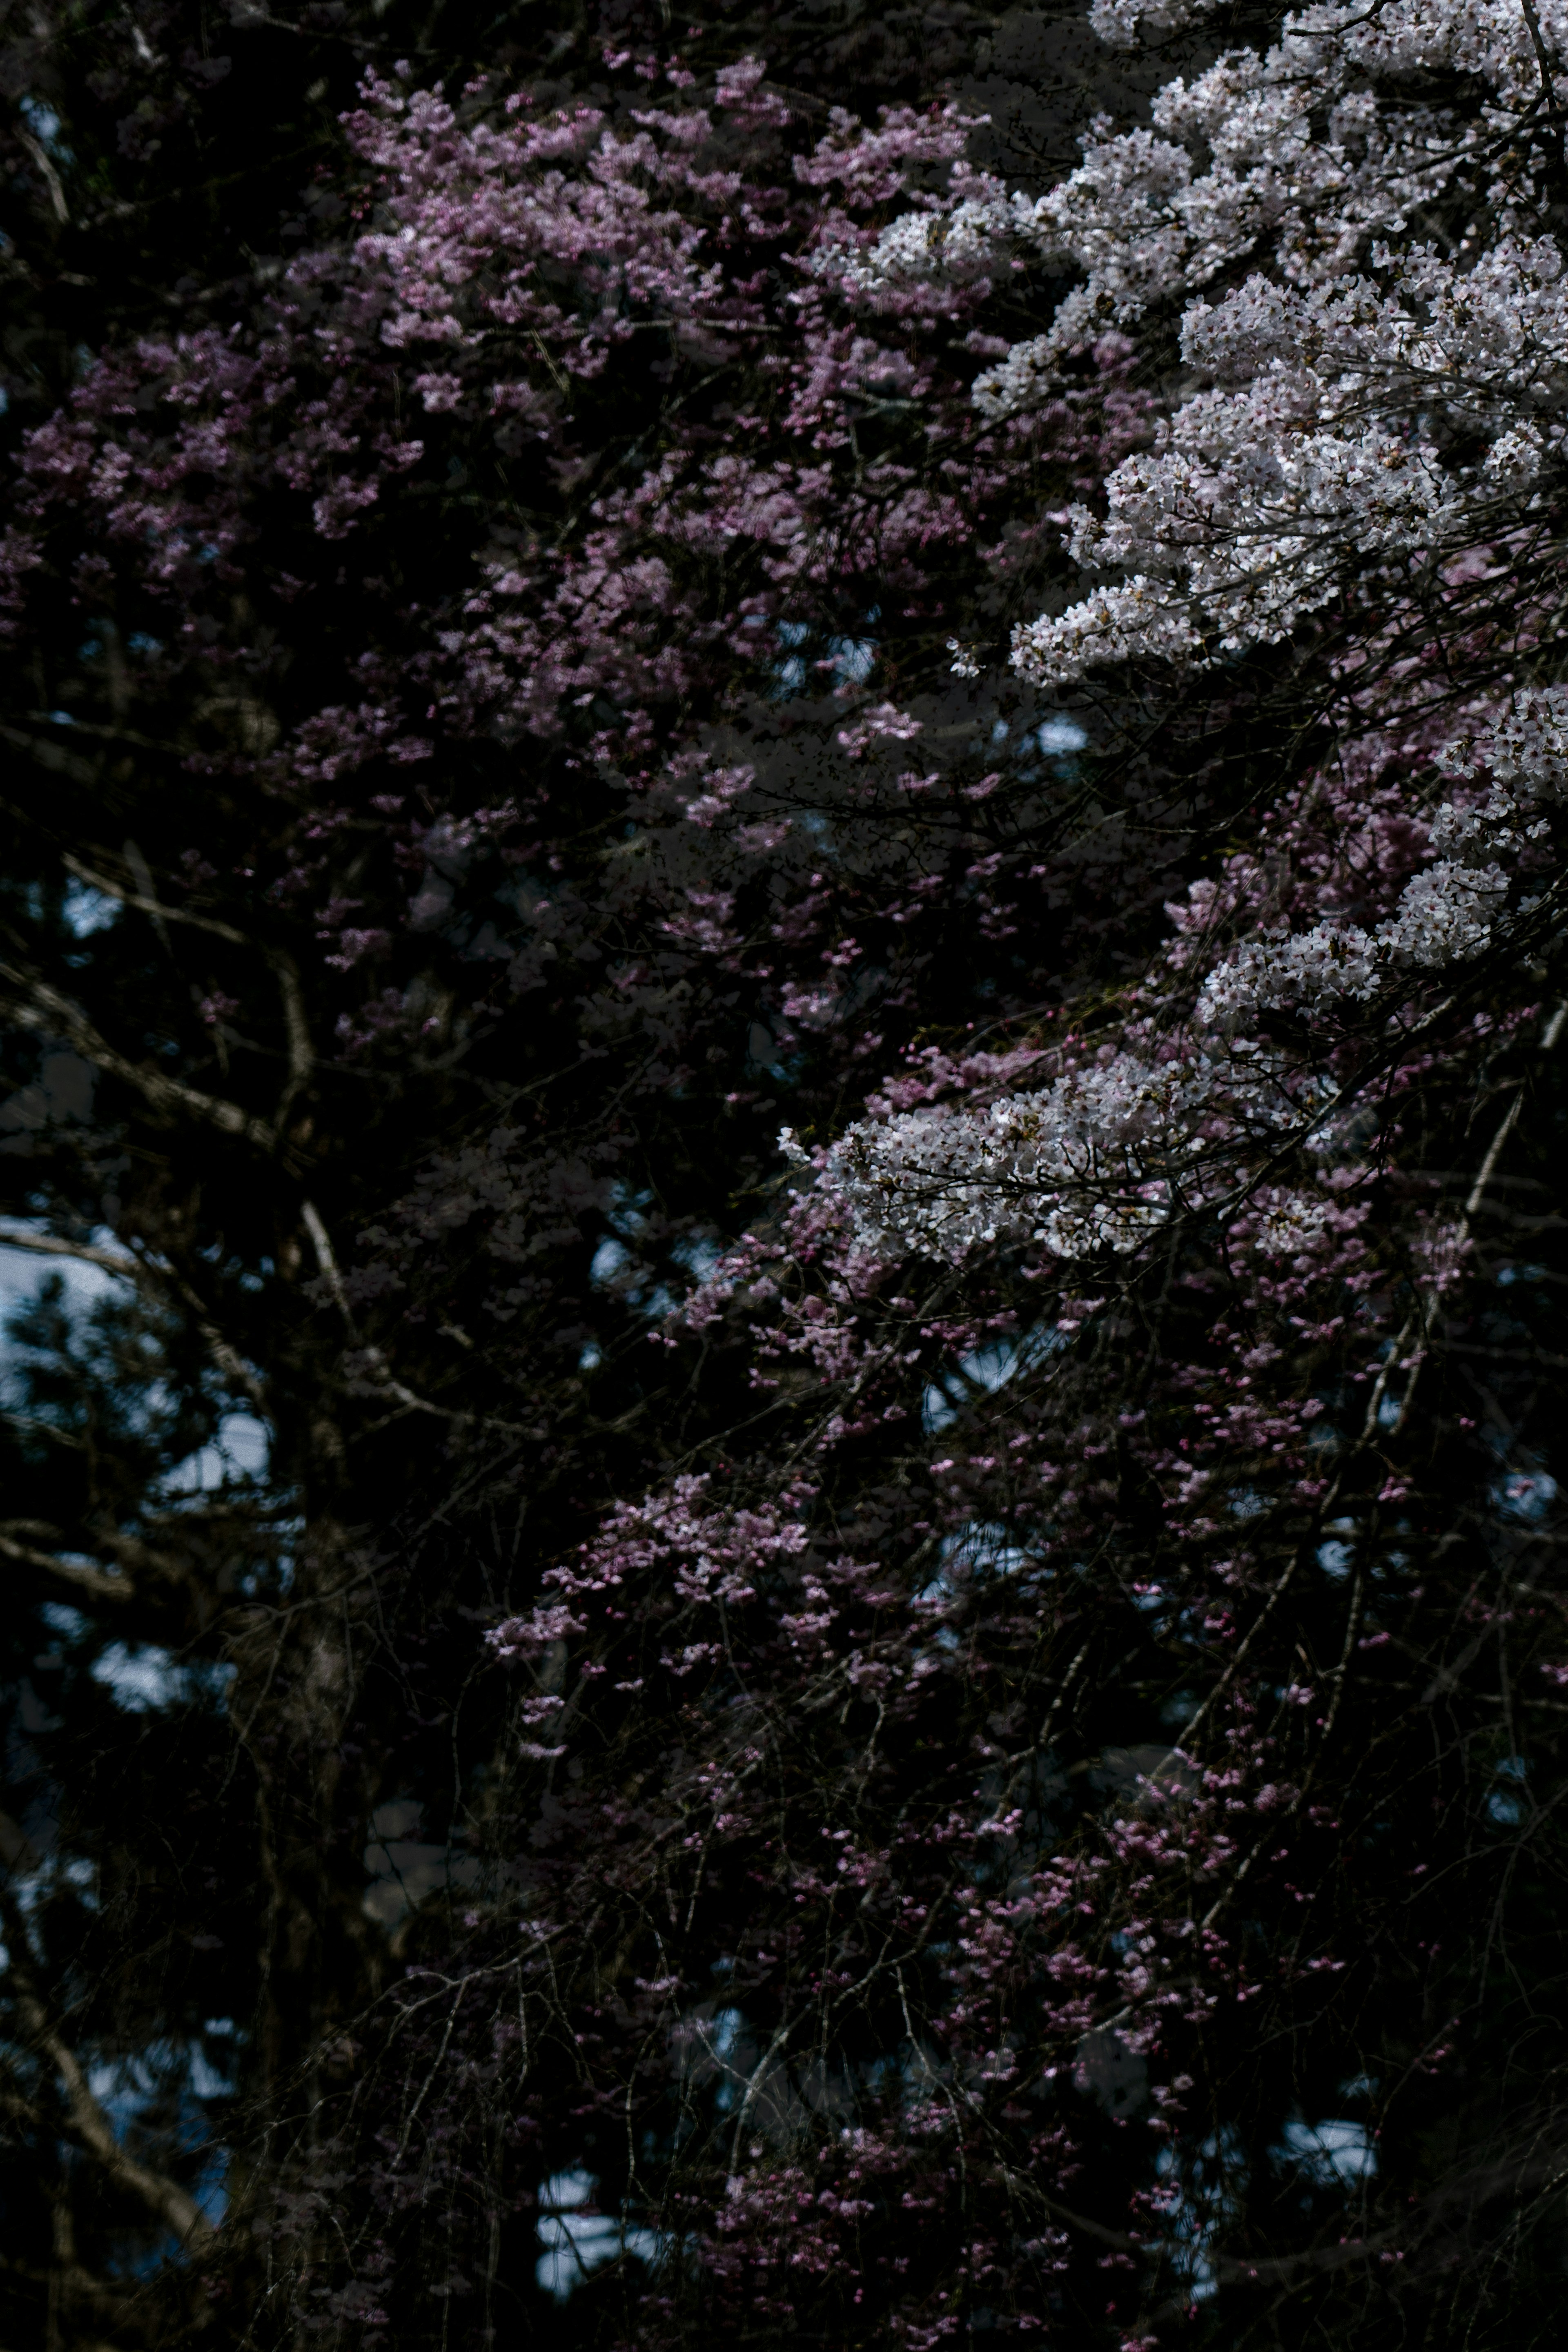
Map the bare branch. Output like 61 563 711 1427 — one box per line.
0 1216 268 1412
0 963 278 1152
0 1528 134 1604
0 1891 215 2249
0 1225 139 1280
16 129 69 224
61 849 314 1139
272 949 313 1129
61 851 249 948
0 723 97 784
301 1198 356 1330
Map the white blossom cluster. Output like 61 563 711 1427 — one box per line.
786 1050 1300 1261
795 0 1568 1264
815 177 1012 299
1244 1185 1334 1256
1199 692 1565 1025
1013 389 1465 678
841 0 1568 680
1197 859 1510 1026
1014 238 1568 680
1438 684 1568 799
801 690 1562 1263
1087 0 1220 46
1011 577 1199 677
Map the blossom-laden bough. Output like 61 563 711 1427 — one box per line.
804 0 1568 1276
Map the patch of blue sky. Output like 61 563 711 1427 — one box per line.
1036 714 1088 754
939 1520 1032 1581
1495 1469 1557 1522
536 2170 664 2302
83 2040 232 2252
1273 2115 1376 2187
0 1224 130 1321
1487 1753 1529 1825
590 1236 629 1287
826 634 876 686
163 1410 271 1496
923 1327 1061 1434
20 98 65 151
1152 2128 1246 2301
38 1604 235 1715
61 880 120 936
89 1641 236 1715
701 2005 746 2110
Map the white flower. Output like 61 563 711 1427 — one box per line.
974 4 1568 674
820 1051 1297 1262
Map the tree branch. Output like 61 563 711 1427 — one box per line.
0 1527 133 1604
0 1218 268 1410
0 1891 215 2250
0 1225 139 1280
61 852 250 947
62 848 314 1145
0 963 279 1153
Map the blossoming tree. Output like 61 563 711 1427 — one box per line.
2 0 1567 2347
468 3 1568 2349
